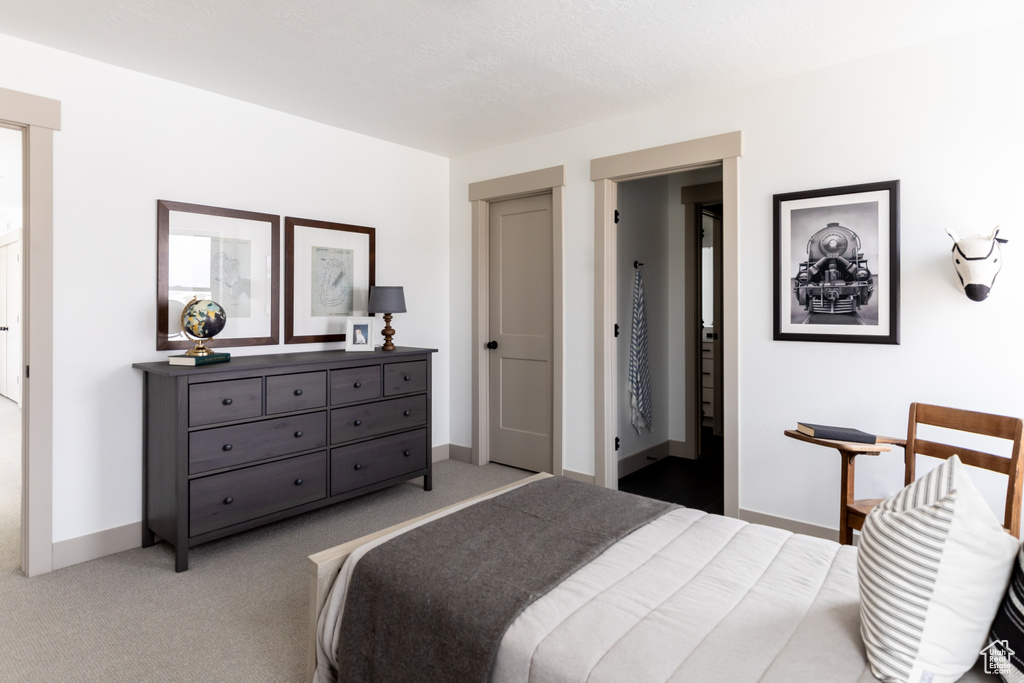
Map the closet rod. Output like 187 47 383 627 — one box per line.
634 261 644 268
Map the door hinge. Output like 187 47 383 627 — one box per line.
615 436 620 451
25 365 29 378
614 209 620 224
614 323 619 338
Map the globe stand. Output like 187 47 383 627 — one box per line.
184 337 215 357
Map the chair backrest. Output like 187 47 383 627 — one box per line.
904 402 1024 537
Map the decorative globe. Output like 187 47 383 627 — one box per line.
180 298 227 356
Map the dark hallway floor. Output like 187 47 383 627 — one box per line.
618 431 724 514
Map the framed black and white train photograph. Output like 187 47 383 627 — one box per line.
773 180 900 344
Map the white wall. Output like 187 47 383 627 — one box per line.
450 21 1024 531
0 34 450 545
616 174 670 459
666 185 687 447
0 124 22 234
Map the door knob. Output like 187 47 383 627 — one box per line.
486 341 498 350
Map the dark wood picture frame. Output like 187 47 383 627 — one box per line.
773 180 900 344
284 217 376 344
157 200 280 351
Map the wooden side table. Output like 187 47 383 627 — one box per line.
784 429 905 544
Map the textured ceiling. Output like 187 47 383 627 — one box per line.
0 0 1022 156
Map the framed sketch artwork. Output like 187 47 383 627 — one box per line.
773 180 900 344
285 217 376 344
157 200 280 350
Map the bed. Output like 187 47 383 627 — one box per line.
306 474 990 683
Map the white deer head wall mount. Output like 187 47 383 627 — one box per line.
947 226 1007 302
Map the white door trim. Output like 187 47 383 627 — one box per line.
591 132 742 518
468 165 565 474
0 86 60 577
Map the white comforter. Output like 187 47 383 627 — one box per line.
318 498 990 682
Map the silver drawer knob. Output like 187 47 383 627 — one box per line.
403 450 411 457
354 381 362 388
353 420 362 426
354 463 362 470
404 375 411 381
294 478 304 486
403 410 411 416
222 398 233 406
222 444 233 452
294 389 303 396
223 497 233 505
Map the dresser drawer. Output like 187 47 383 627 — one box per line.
383 361 427 396
331 366 382 405
189 378 263 427
330 395 427 444
331 429 428 495
189 452 327 537
266 371 327 414
189 412 327 474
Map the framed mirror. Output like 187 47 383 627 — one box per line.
157 200 280 351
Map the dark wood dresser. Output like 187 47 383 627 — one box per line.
133 347 435 571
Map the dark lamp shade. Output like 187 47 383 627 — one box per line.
367 286 407 314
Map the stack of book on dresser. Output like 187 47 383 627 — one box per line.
168 352 231 367
795 422 877 444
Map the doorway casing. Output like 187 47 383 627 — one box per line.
468 165 565 474
0 86 60 577
591 132 741 516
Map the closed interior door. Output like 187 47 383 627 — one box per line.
488 193 553 473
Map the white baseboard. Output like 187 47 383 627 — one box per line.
431 444 451 463
738 509 837 542
562 469 594 484
448 445 472 463
52 521 140 570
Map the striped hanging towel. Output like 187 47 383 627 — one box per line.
629 266 652 433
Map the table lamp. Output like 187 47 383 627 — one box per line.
367 286 406 351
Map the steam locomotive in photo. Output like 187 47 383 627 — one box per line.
794 222 874 315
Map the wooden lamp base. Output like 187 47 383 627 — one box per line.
380 313 396 351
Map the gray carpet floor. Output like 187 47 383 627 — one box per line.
0 415 531 682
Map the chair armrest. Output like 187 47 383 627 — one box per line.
783 429 892 454
876 435 907 448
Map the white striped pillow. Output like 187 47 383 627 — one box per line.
858 454 1019 683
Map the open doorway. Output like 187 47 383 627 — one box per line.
614 168 724 512
0 122 24 573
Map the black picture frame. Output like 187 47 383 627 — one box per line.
773 180 900 344
157 200 280 351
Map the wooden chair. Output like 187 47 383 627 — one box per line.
786 402 1024 545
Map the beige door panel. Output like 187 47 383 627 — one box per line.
488 193 553 473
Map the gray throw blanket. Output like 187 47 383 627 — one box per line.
335 476 674 682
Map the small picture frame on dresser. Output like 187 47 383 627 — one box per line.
345 317 375 351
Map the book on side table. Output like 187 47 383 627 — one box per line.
168 352 231 367
796 422 877 444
